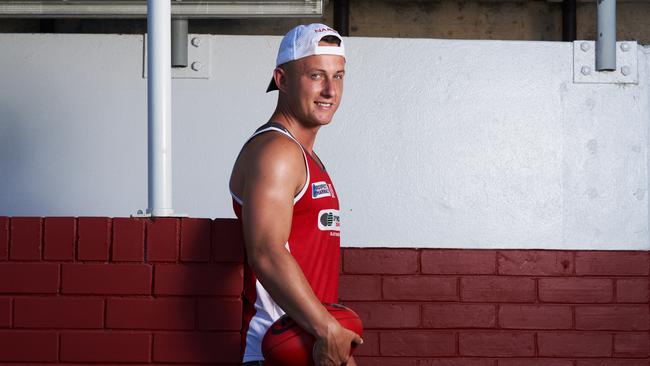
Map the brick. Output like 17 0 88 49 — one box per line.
576 251 649 276
498 305 572 329
575 305 649 330
0 298 10 327
180 218 211 262
539 278 613 303
422 249 496 274
0 364 207 366
616 278 649 303
44 217 75 261
498 250 573 276
153 331 240 363
60 331 151 362
197 298 242 330
343 249 418 274
10 217 42 260
379 331 455 356
459 331 534 357
339 275 381 301
614 332 649 357
342 302 419 329
77 217 111 261
154 263 243 296
212 219 244 263
420 360 496 366
112 218 144 262
0 364 161 366
353 331 378 356
460 276 535 302
147 218 179 262
383 276 457 301
107 298 195 330
355 356 417 366
0 217 9 260
422 304 496 328
0 263 59 293
537 332 612 357
0 330 58 361
62 263 151 295
576 360 649 366
14 297 103 328
497 360 573 366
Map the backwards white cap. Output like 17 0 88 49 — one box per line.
267 23 346 92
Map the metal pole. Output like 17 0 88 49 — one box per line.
333 0 349 36
171 18 188 68
596 0 616 71
147 0 174 216
562 0 576 42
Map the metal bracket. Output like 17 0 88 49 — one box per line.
143 34 211 79
132 210 189 218
573 40 638 84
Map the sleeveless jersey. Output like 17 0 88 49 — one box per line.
231 123 341 363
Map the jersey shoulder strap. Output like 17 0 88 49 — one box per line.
231 122 310 205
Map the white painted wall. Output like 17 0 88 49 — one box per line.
0 34 648 250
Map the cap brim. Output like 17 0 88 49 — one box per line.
266 77 278 92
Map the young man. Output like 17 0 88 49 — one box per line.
229 24 362 366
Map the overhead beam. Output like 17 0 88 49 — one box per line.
0 0 323 18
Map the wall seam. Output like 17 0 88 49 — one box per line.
74 217 79 262
56 331 61 363
7 217 11 260
9 297 13 328
144 219 149 263
39 217 44 260
572 251 576 275
58 263 63 295
149 330 155 363
108 218 114 263
103 298 107 329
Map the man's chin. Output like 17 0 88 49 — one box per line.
314 114 336 125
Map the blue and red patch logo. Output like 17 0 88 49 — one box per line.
311 181 332 199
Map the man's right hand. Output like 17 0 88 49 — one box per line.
313 320 363 366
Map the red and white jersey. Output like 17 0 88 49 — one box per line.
231 123 341 363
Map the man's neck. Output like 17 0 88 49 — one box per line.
269 112 320 153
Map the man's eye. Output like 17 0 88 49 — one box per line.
311 73 322 79
334 74 344 79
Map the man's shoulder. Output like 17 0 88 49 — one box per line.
243 130 303 162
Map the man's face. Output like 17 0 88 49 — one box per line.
281 52 346 128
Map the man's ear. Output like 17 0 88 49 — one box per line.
273 67 288 93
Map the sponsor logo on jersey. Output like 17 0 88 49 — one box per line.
318 209 340 231
312 181 332 199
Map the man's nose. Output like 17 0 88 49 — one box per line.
321 78 336 97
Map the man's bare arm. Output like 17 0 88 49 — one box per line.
240 135 361 365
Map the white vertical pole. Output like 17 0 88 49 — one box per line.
596 0 616 71
147 0 174 216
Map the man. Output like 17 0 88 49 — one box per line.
229 24 362 366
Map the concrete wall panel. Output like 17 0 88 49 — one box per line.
0 34 648 250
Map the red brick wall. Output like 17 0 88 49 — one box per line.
341 249 650 366
0 216 243 365
0 217 648 366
